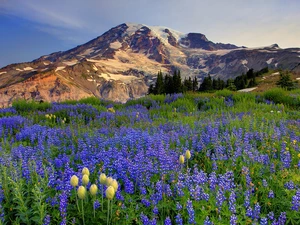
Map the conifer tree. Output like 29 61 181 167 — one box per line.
183 77 193 92
226 79 236 91
148 84 154 94
199 74 213 91
276 71 294 90
164 74 174 94
154 71 164 94
173 70 182 93
192 77 198 91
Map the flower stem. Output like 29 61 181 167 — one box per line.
111 199 113 222
93 199 95 218
107 200 110 225
81 199 85 225
75 187 80 212
102 185 104 211
187 159 189 171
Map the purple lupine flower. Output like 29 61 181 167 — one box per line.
140 186 147 195
175 213 183 225
268 190 274 198
216 188 226 210
94 200 101 209
140 212 149 225
124 178 134 194
43 215 51 225
153 206 159 215
253 203 261 220
60 218 67 225
212 161 218 171
246 207 253 218
174 181 185 197
164 217 172 225
280 142 291 168
141 198 151 208
187 199 196 224
230 214 237 225
244 190 251 208
262 179 268 187
268 211 274 221
270 163 275 173
284 181 295 190
202 192 210 201
165 184 173 197
291 189 300 211
149 218 157 225
190 186 201 201
116 190 125 201
204 216 214 225
208 172 218 191
225 96 234 107
278 212 286 225
176 202 183 210
219 171 235 191
59 191 68 220
260 217 268 225
229 190 236 214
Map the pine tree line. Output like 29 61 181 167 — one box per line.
148 70 198 94
199 67 268 91
148 67 269 94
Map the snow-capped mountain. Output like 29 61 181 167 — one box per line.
0 23 299 105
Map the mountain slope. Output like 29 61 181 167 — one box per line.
0 23 299 106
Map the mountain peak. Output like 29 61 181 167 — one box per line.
0 23 299 106
269 43 280 49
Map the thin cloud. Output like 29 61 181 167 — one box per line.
0 0 85 29
0 0 300 47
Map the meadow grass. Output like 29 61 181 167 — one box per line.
0 88 299 224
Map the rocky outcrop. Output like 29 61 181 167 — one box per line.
180 33 239 50
99 79 148 103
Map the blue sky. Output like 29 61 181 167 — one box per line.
1 0 300 68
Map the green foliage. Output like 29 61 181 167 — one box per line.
170 97 196 112
12 99 51 113
276 71 295 90
215 89 233 97
78 97 101 106
264 88 300 108
232 92 256 103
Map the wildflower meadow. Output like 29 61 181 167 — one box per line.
0 88 299 224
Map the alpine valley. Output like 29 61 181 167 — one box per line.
1 23 300 105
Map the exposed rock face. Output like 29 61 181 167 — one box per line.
164 29 178 47
0 22 299 106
